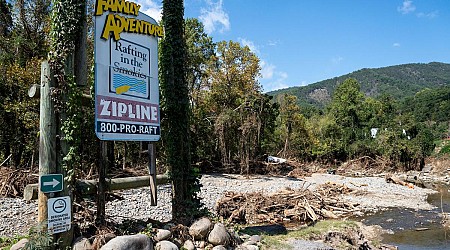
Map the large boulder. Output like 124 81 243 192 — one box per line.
182 240 195 250
93 233 116 249
189 217 212 240
154 229 172 242
100 234 153 250
73 237 93 250
155 240 178 250
207 223 230 246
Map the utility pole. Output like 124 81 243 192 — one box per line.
37 0 87 248
38 61 56 230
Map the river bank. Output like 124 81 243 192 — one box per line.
0 172 439 248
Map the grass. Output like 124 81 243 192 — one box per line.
0 235 26 250
258 220 358 250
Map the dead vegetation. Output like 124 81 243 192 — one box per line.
0 167 38 197
216 182 361 225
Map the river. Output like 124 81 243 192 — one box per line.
361 187 450 249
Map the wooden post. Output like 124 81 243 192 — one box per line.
97 141 108 225
38 61 56 230
148 143 157 206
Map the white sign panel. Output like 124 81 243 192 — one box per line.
94 0 163 141
48 196 71 235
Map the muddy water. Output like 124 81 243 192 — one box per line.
360 187 450 249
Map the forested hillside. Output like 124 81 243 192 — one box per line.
269 62 450 108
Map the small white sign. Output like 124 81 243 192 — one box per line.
48 196 71 235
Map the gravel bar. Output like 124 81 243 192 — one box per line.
0 173 437 238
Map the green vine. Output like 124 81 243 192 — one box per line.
48 0 84 189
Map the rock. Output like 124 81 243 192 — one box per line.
207 223 230 246
189 217 212 240
10 238 28 250
93 233 116 249
249 235 261 243
212 246 226 250
154 229 172 241
73 237 93 250
243 245 259 250
155 240 179 250
195 240 206 248
100 234 153 250
246 240 257 246
183 240 195 250
422 164 433 173
231 232 243 245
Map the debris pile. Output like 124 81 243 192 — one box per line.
0 167 37 197
216 183 361 225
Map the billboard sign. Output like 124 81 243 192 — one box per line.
94 0 163 141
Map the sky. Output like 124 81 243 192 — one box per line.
137 0 450 92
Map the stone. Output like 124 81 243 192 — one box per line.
195 240 206 248
207 223 230 246
155 240 179 250
231 232 243 245
246 240 257 246
249 235 261 243
189 217 212 240
73 237 93 250
183 240 195 250
10 238 28 250
212 246 226 250
93 233 117 249
100 234 153 250
154 229 172 242
243 245 259 250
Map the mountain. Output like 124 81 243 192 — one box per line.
268 62 450 108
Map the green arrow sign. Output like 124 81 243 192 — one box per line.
40 174 63 193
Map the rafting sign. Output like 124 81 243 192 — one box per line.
94 0 161 141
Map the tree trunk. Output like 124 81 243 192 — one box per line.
161 0 196 221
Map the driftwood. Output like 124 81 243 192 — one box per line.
24 174 169 200
386 174 414 189
0 168 37 197
216 182 360 225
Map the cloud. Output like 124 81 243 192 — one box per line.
140 0 162 22
260 61 275 79
269 72 289 91
258 60 290 92
331 56 344 64
398 0 416 14
393 43 401 47
268 40 280 46
417 11 439 19
199 0 230 34
238 38 260 54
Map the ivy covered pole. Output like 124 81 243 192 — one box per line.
161 0 198 221
39 0 85 248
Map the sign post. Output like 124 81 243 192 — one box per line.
93 0 163 222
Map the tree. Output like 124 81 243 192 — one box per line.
204 40 262 171
327 78 365 159
184 18 215 165
160 0 198 220
276 94 311 159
